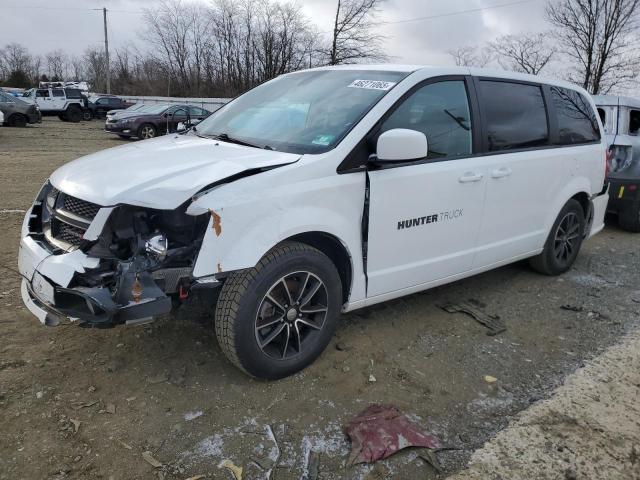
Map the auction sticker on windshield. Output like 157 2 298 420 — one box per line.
348 79 397 90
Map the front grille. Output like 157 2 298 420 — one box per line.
51 219 85 247
61 194 101 220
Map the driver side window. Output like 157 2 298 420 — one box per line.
380 81 472 160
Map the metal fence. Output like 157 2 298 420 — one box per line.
117 95 231 111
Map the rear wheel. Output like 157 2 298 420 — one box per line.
137 123 157 140
619 202 640 232
215 241 342 379
8 114 27 127
65 105 82 123
529 199 586 276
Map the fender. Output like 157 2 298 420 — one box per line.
187 164 368 304
542 176 592 240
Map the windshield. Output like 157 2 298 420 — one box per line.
196 70 409 154
137 104 169 115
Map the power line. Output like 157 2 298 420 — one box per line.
3 4 144 14
381 0 536 25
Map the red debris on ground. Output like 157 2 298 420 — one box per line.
345 404 441 464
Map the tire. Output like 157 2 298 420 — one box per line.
137 123 157 140
8 114 27 127
215 241 342 379
529 199 586 276
65 105 82 123
618 202 640 232
82 110 93 121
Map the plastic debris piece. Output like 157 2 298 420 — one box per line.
484 375 498 383
440 301 506 335
219 459 243 479
185 476 206 480
345 404 440 464
106 403 116 414
142 450 163 468
368 374 376 383
70 418 81 433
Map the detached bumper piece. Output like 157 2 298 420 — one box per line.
23 269 172 329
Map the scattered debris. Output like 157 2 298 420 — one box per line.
106 403 116 414
142 450 163 468
305 450 320 480
218 459 242 479
265 425 280 478
72 400 98 410
185 476 206 480
35 391 43 399
69 418 81 433
345 404 440 464
368 374 377 383
419 448 443 473
117 440 133 450
335 342 351 352
484 375 498 384
440 301 506 335
87 386 96 393
147 373 169 384
184 410 203 421
561 304 584 312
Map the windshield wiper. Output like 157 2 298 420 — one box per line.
209 132 261 149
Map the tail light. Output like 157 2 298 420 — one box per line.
607 145 633 175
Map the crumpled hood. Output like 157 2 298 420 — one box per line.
50 134 299 209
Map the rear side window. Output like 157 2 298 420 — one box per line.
380 80 472 159
36 89 49 98
65 89 83 99
629 110 640 135
52 89 65 97
479 81 548 152
550 87 600 144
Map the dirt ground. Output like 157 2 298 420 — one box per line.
1 118 639 480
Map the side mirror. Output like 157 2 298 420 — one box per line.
376 128 428 162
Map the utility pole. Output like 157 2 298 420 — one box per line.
103 7 110 94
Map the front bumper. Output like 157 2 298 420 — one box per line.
104 122 134 136
19 216 172 328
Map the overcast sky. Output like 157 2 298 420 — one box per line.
1 0 549 66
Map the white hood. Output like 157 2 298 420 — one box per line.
50 134 300 209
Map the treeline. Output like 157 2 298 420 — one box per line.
0 0 385 97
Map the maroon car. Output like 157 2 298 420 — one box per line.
104 104 211 140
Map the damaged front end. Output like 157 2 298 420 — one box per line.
19 181 211 327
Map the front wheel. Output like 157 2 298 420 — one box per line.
65 106 82 123
529 199 586 276
215 242 342 379
82 110 93 121
8 114 27 127
137 123 156 140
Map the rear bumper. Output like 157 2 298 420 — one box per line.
606 178 639 212
27 112 42 124
588 185 609 238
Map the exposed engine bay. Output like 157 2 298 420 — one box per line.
26 181 210 327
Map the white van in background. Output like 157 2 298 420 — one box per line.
19 65 608 379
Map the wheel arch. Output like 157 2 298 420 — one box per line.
544 177 593 239
285 231 353 304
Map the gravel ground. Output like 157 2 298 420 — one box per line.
1 118 639 479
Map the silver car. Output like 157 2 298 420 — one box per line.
594 95 640 231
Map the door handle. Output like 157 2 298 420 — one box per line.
491 167 512 179
458 172 484 183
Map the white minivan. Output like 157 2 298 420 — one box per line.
19 66 609 379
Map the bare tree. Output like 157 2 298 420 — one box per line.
489 33 555 75
0 43 33 77
326 0 387 65
449 46 492 67
46 49 68 80
546 0 640 94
